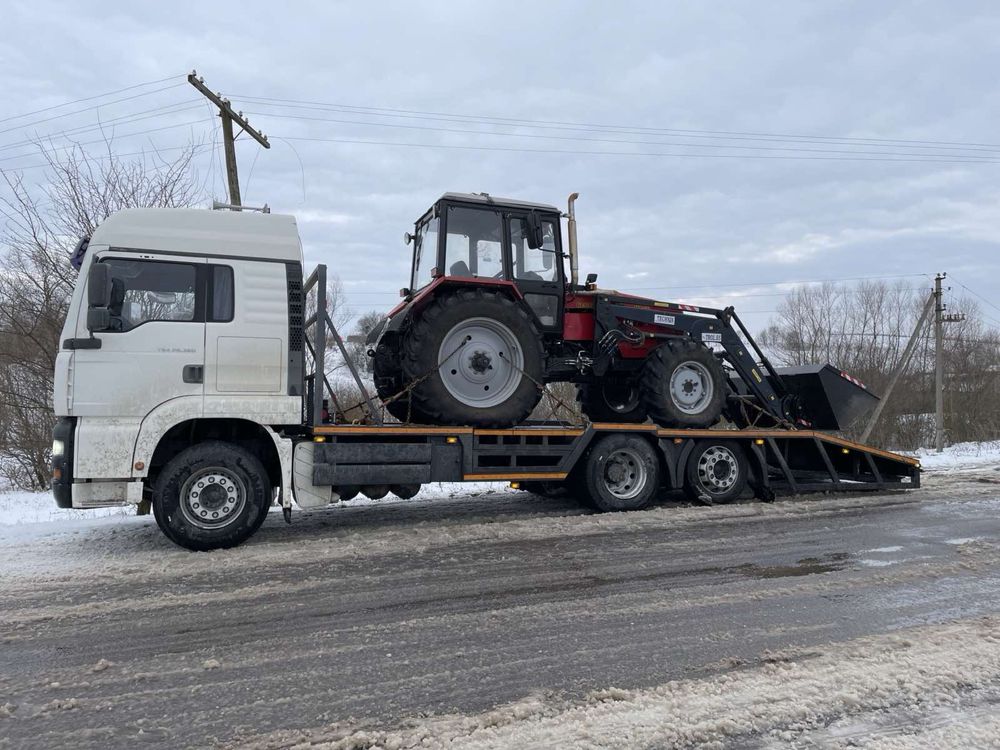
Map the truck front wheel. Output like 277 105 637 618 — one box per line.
153 441 271 551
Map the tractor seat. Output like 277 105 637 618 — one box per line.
449 260 473 277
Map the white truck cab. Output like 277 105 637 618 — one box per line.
52 208 307 547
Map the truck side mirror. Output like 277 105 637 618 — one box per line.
526 210 545 250
86 263 114 333
87 262 112 308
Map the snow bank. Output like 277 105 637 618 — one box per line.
242 616 1000 749
0 489 130 526
906 440 1000 472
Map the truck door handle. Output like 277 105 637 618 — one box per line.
183 365 204 384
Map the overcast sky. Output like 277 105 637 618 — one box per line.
3 1 999 333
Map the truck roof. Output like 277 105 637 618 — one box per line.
89 208 303 263
440 192 561 213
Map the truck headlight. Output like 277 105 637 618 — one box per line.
52 439 65 457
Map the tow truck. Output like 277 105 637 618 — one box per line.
51 206 919 550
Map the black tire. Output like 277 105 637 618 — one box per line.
336 485 360 501
362 485 390 500
402 289 545 427
152 441 271 551
391 484 421 499
641 339 726 428
683 440 748 504
577 377 648 423
373 339 428 423
580 434 660 512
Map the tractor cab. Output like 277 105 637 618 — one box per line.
406 193 565 331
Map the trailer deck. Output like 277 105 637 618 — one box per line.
309 422 920 499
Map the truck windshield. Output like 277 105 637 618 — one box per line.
411 216 439 290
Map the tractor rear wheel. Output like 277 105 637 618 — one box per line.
577 377 647 423
641 339 726 428
402 288 544 426
372 339 428 423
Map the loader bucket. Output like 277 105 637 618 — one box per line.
774 364 880 431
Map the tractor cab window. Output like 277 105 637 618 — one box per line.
510 217 558 283
445 206 504 279
411 215 439 290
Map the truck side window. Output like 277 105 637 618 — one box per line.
210 265 234 322
103 259 197 331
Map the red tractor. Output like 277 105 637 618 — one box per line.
367 192 873 430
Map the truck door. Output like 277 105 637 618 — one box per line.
507 214 563 332
70 252 207 476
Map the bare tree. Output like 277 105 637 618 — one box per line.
759 281 1000 449
0 139 202 489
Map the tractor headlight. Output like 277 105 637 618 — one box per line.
52 439 65 457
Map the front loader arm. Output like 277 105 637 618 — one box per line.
594 298 791 424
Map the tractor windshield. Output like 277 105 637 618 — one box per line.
411 215 440 290
444 206 504 279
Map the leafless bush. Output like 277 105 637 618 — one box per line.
0 139 202 489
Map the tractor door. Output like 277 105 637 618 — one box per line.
507 214 563 333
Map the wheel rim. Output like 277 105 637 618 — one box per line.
179 467 248 530
696 446 739 494
669 361 714 414
602 448 647 500
438 317 525 408
603 380 641 414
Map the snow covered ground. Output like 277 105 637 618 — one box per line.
0 440 997 531
906 440 1000 472
241 616 1000 750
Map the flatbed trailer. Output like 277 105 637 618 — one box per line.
305 421 920 509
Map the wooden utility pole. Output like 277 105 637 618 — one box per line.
187 70 270 206
933 272 966 452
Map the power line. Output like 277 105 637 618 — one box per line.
0 100 203 154
0 82 187 137
0 117 212 165
0 142 214 172
246 109 1000 162
0 74 183 126
949 275 1000 317
232 93 1000 152
276 134 1000 165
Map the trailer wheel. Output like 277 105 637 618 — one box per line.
152 441 271 551
684 440 748 504
336 486 360 501
577 377 648 423
581 434 660 512
402 289 544 427
362 485 390 500
391 484 421 499
641 339 726 428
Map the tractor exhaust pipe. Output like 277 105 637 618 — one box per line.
567 192 580 289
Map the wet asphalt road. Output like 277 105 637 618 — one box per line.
0 472 998 749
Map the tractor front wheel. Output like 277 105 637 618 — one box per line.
641 339 726 428
402 289 544 427
577 377 648 423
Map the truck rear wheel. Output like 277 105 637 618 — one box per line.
402 289 544 427
152 441 271 551
580 434 660 512
641 339 726 428
683 440 748 504
577 377 647 423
